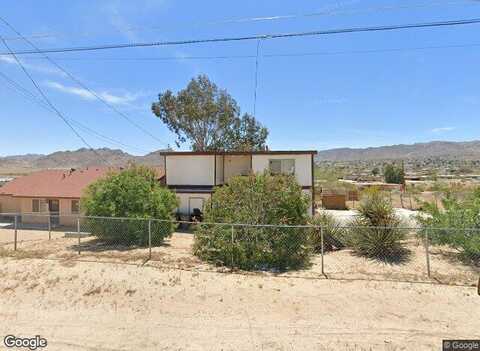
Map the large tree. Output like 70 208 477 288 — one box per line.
151 75 268 151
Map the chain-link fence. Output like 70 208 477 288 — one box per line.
0 212 478 285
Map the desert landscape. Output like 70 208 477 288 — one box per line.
0 254 479 350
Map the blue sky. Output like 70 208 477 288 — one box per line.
1 0 479 156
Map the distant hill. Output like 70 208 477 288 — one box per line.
0 148 168 174
316 140 480 161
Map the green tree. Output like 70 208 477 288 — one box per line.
194 173 311 270
81 165 178 246
372 167 380 176
384 163 405 184
151 75 268 151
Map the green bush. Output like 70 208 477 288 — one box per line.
193 173 311 271
416 188 480 263
81 165 178 246
383 163 405 184
309 212 346 252
348 190 407 260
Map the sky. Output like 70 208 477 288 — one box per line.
0 0 479 156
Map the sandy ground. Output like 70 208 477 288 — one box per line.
0 257 479 351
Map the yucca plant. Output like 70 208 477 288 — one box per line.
309 212 346 252
348 190 407 261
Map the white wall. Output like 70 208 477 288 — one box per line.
215 155 224 185
252 154 312 186
224 155 251 183
166 155 214 186
175 193 211 215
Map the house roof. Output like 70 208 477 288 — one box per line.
158 150 318 156
0 166 165 199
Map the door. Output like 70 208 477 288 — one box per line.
48 199 60 226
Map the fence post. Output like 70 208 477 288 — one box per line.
77 218 81 255
231 224 235 270
14 214 18 251
48 215 51 240
320 226 325 276
148 219 152 260
424 228 431 278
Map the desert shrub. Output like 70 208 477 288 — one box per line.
416 188 480 263
193 172 311 271
309 212 346 252
348 190 407 260
383 163 405 184
81 165 178 246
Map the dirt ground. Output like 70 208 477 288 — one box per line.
0 257 479 351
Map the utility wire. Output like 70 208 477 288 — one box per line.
0 71 149 153
1 0 477 42
1 18 480 56
0 37 111 165
16 42 480 62
0 16 169 149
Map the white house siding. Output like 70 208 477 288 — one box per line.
175 193 211 215
167 155 214 186
215 155 224 185
251 154 312 186
224 155 251 183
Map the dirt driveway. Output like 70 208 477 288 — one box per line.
0 257 479 350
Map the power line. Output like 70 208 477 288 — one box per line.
1 18 480 56
1 0 477 42
0 16 170 149
17 42 480 62
0 37 111 165
0 71 149 154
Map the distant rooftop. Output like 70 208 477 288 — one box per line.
0 166 164 199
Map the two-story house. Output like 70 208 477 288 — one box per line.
160 150 317 216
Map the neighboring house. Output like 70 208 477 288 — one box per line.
0 167 164 226
160 150 317 216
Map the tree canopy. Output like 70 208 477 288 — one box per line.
383 163 405 184
151 75 268 151
81 165 178 245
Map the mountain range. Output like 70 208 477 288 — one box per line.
316 140 480 161
0 148 167 174
2 140 480 174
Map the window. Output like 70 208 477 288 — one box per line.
269 159 295 175
71 200 80 214
32 199 40 213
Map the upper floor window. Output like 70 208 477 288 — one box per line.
269 159 295 175
32 199 40 213
71 200 80 214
